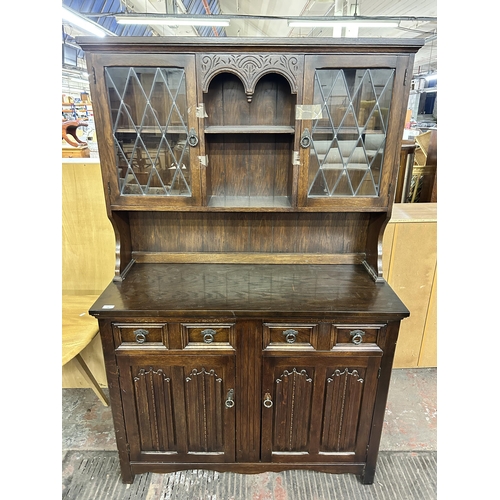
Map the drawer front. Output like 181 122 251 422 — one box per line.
263 323 318 351
332 324 383 349
113 323 168 349
181 323 236 350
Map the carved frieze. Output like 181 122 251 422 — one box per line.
200 53 300 101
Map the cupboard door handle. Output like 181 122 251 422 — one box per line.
263 393 273 408
300 128 311 148
133 329 149 344
350 329 366 345
283 329 298 344
188 128 199 147
225 389 235 408
201 328 217 344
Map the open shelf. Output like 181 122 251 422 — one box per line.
204 72 296 209
207 195 292 209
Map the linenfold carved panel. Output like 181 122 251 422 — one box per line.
185 368 225 453
273 368 313 452
321 367 365 453
133 367 176 452
200 53 300 101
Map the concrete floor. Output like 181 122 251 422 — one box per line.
62 367 437 498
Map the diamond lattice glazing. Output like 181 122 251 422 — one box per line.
105 67 192 196
308 68 395 198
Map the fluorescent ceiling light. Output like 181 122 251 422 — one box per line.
288 20 398 28
62 6 110 37
115 15 230 27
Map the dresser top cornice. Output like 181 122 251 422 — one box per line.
76 36 424 54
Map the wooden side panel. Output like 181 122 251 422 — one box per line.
381 222 395 278
62 161 115 294
418 266 437 367
385 221 437 368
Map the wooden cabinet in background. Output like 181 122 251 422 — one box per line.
77 36 423 485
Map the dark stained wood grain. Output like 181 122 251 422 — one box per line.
128 211 372 256
90 263 408 319
80 38 420 485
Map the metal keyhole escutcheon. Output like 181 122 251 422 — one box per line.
188 128 199 147
263 393 273 408
225 389 235 408
300 128 311 148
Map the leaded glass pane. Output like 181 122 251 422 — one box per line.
308 68 394 198
105 67 191 196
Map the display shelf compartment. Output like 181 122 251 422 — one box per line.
207 195 291 208
205 133 294 209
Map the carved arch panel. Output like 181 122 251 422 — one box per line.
320 367 366 453
272 368 314 452
200 53 302 102
184 367 225 453
133 367 176 452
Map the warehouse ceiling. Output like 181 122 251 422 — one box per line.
62 0 437 86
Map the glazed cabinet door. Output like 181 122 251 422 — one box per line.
88 54 201 208
297 54 411 210
116 353 236 463
261 354 381 463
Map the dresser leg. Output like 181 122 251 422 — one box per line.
362 466 375 485
120 467 135 484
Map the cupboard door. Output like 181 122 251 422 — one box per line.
117 353 235 463
298 54 410 209
91 54 201 208
261 354 381 463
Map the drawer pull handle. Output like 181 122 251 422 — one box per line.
134 329 149 344
350 329 366 345
263 393 273 408
201 328 217 344
225 389 235 408
283 329 299 344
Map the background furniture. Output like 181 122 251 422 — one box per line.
77 36 423 485
62 294 109 406
405 129 437 203
383 203 437 367
62 159 115 393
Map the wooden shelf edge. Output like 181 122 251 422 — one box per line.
132 252 366 265
205 126 295 134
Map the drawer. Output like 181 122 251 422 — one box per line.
113 323 168 349
332 324 383 349
181 323 236 350
263 323 318 350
